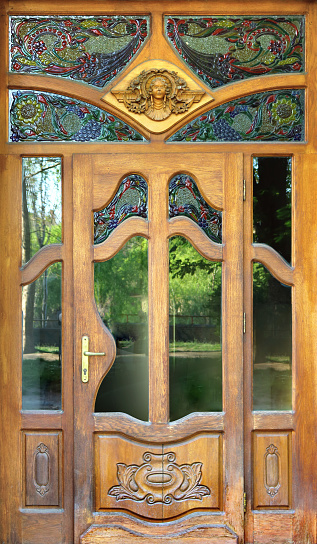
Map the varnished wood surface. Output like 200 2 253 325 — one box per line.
21 244 63 285
1 1 317 543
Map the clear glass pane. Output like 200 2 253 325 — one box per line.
94 237 148 420
169 237 222 420
22 263 62 410
253 157 292 263
22 157 62 265
253 263 292 410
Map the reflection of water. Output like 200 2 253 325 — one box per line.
22 353 61 410
253 363 292 410
95 354 149 420
169 352 222 421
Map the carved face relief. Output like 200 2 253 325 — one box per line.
112 68 205 122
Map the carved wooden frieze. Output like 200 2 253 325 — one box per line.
108 451 210 504
112 69 204 122
102 60 214 134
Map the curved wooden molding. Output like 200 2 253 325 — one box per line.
93 219 149 262
169 217 223 261
102 60 214 134
21 244 63 285
93 412 224 440
251 244 294 286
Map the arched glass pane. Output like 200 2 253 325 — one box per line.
10 91 146 142
165 16 304 90
253 156 292 264
168 90 304 142
169 237 222 420
253 263 292 410
94 175 148 244
169 174 222 243
22 157 62 265
10 16 149 88
22 263 62 410
94 237 148 420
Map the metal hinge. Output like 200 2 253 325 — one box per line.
244 492 247 513
243 312 246 334
243 179 246 201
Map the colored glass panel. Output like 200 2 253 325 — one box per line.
94 237 148 420
169 237 222 419
22 157 62 265
169 174 222 243
253 157 292 264
10 90 146 142
253 264 292 410
169 90 304 142
94 175 148 244
22 263 62 410
10 16 149 88
165 16 304 89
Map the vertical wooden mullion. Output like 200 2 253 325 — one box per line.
222 153 244 536
148 170 169 424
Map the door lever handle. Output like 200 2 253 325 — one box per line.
82 335 105 383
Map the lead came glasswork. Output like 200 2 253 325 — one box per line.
165 16 304 89
10 16 149 87
169 90 304 142
169 175 222 243
10 91 146 142
94 175 148 244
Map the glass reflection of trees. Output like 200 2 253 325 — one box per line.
169 237 222 419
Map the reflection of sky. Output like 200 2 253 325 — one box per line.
23 157 62 224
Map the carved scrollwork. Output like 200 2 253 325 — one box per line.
108 451 210 504
33 443 50 496
112 69 204 121
264 444 281 497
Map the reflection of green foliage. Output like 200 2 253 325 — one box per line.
94 237 148 327
253 263 270 303
169 237 221 332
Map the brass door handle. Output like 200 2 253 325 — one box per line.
82 336 105 383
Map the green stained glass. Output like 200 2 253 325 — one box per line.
9 90 146 142
165 16 304 89
10 16 149 88
169 174 221 243
94 176 148 244
169 90 304 142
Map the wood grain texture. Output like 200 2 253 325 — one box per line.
21 244 63 285
94 219 149 262
251 245 294 286
168 217 223 261
253 433 291 509
253 513 293 544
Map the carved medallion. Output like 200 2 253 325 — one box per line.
264 444 281 497
108 451 210 504
112 69 205 122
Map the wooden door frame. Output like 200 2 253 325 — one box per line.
1 1 317 543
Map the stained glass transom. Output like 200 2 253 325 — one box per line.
94 176 148 244
169 175 222 243
169 90 304 142
165 16 304 89
10 16 149 88
9 91 146 142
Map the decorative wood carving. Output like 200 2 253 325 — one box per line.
33 443 50 496
112 69 204 121
108 451 210 504
264 444 281 497
102 60 214 134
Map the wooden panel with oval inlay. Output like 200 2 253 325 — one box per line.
23 431 62 507
95 433 222 519
253 432 291 509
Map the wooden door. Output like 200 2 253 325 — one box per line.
73 151 244 543
1 1 317 543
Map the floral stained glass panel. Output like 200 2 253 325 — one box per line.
165 16 304 90
169 174 222 243
169 90 304 142
10 16 149 88
10 90 146 142
94 176 148 244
